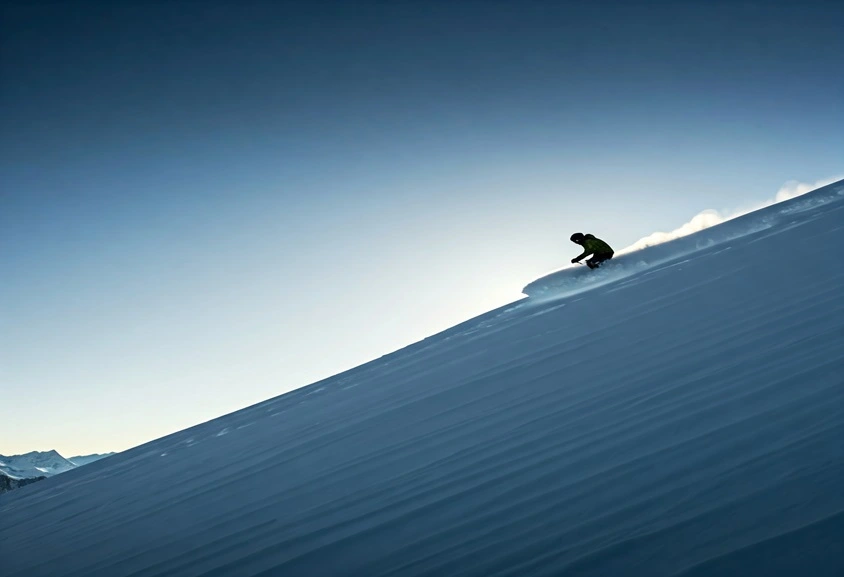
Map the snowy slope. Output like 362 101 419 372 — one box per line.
0 450 77 478
524 181 844 299
2 180 843 577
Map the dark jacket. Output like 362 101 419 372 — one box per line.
573 234 614 262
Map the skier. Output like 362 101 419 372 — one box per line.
570 233 614 269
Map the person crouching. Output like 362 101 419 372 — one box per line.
570 233 614 269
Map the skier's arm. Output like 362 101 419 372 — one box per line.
572 249 592 263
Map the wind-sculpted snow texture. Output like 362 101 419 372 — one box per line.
2 180 843 577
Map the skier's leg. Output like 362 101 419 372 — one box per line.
587 252 614 269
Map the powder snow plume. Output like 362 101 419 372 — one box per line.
620 175 843 254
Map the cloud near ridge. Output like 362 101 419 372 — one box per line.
619 176 843 254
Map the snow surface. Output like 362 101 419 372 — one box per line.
1 180 843 577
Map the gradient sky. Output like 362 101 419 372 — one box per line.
2 0 842 456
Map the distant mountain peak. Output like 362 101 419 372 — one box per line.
0 449 95 481
69 453 116 466
13 449 62 458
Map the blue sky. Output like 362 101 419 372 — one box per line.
1 1 842 455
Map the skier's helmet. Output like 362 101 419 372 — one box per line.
570 232 585 243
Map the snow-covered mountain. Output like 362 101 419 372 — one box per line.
2 180 842 577
0 450 77 479
0 471 47 494
0 451 115 494
69 453 116 467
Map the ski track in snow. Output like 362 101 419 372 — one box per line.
2 181 843 576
